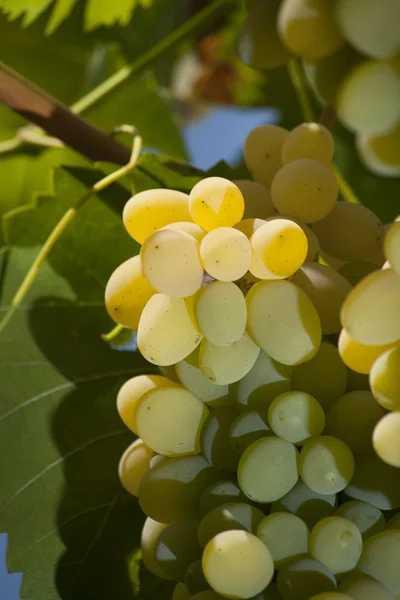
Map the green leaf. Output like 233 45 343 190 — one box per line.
84 0 152 31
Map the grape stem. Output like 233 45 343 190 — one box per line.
0 134 142 336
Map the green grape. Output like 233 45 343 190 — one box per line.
370 347 400 410
141 229 203 298
233 179 275 220
357 529 400 594
357 122 400 177
197 501 265 547
271 480 337 529
202 530 274 599
194 281 246 346
257 512 309 569
336 0 400 59
339 572 394 600
244 125 288 190
308 594 352 600
234 350 292 412
117 374 176 434
238 436 299 503
161 221 205 243
268 391 325 445
190 593 225 600
238 0 291 70
249 219 308 279
337 60 400 135
172 582 191 600
277 0 345 61
277 555 337 600
199 480 247 517
335 500 385 540
341 269 400 346
139 455 219 523
291 342 348 409
200 408 240 473
136 386 209 456
246 280 321 366
235 218 268 238
105 255 155 329
309 516 363 575
189 177 244 232
338 329 397 375
229 409 271 454
312 202 384 262
271 159 338 224
325 391 385 454
338 261 378 286
305 46 363 105
252 583 283 600
199 333 260 385
185 560 210 594
118 438 152 497
291 263 352 334
138 294 202 366
200 227 252 282
282 123 334 166
123 188 192 244
176 348 231 408
155 519 201 580
346 369 370 392
299 436 355 495
141 517 171 578
373 412 400 468
345 453 400 510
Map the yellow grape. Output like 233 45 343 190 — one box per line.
338 329 397 375
234 218 267 238
117 374 177 434
238 0 291 69
291 262 352 334
336 0 400 59
249 218 308 279
313 202 384 262
123 189 191 244
200 227 252 282
118 438 153 496
141 228 203 298
138 294 202 366
246 280 321 366
161 221 205 243
233 180 275 219
199 333 260 385
278 0 345 61
136 386 209 456
373 412 400 468
105 255 155 330
194 281 247 346
337 60 400 135
282 123 334 166
357 122 400 178
341 268 400 345
189 177 244 231
271 159 338 224
384 220 400 276
369 346 400 410
244 125 288 189
273 215 320 261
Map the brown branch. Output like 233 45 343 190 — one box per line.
0 61 130 165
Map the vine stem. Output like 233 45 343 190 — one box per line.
288 59 361 205
0 135 142 335
71 0 234 116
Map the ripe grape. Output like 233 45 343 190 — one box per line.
339 572 393 600
271 480 337 529
268 391 325 445
299 436 355 495
197 502 264 547
200 227 252 281
373 412 400 467
282 123 334 165
233 179 275 219
277 555 336 600
370 346 400 410
118 438 153 496
357 529 400 594
309 516 363 575
189 177 244 231
199 332 260 385
335 500 385 540
257 512 309 569
244 125 288 189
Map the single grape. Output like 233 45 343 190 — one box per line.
268 391 325 445
246 279 321 365
200 227 252 281
238 436 299 503
357 529 400 594
199 332 260 385
105 255 155 329
309 516 363 575
233 179 275 219
338 261 378 286
357 122 400 178
370 346 400 410
282 123 334 166
257 512 309 569
161 221 205 242
172 582 191 600
123 188 191 244
244 125 288 189
339 572 394 600
277 555 337 600
141 517 171 578
136 386 209 456
189 177 244 231
345 453 400 510
335 500 385 540
118 438 152 496
373 412 400 468
299 436 355 495
202 530 274 599
271 159 338 224
338 328 397 375
197 501 264 547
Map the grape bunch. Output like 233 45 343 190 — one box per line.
239 0 400 177
105 122 400 600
